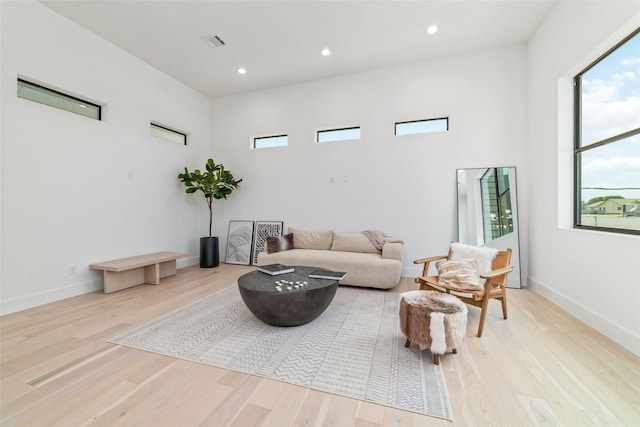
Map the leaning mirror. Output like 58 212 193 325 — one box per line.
456 167 522 288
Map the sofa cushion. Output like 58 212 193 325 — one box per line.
436 258 482 291
266 233 294 254
288 227 333 250
330 232 380 254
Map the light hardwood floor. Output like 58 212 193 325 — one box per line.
1 264 638 426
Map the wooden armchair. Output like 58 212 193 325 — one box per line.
414 246 513 337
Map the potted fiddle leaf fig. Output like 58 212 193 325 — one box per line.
178 158 242 268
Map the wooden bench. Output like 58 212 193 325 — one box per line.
90 251 187 294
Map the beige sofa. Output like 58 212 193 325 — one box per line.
257 227 403 289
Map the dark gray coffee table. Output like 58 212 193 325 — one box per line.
238 266 339 326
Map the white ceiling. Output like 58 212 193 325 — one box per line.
41 1 557 99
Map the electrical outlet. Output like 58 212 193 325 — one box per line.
69 266 77 275
128 170 134 179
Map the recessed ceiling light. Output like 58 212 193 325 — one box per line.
321 48 331 56
426 25 438 35
236 67 247 75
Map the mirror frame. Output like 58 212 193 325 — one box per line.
456 167 522 288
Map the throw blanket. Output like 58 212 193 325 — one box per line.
362 230 403 250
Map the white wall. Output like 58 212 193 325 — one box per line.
0 1 210 314
209 45 528 279
528 1 640 354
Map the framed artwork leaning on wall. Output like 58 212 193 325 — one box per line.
225 220 255 265
252 221 284 265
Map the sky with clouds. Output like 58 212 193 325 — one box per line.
580 31 640 202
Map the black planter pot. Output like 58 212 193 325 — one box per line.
200 237 219 268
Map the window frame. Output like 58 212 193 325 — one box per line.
150 122 187 145
394 117 449 136
480 168 514 243
573 28 640 236
316 126 361 143
17 78 102 120
252 134 289 149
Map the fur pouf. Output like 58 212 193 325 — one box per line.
399 291 467 355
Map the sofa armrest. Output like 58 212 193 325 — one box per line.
382 242 403 263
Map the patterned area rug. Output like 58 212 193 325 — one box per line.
110 285 452 420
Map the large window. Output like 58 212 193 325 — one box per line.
17 78 101 120
574 29 640 234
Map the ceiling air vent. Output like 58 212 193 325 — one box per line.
201 34 226 48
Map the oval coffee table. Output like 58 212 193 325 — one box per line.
238 266 339 326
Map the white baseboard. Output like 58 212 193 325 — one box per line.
1 278 103 316
1 258 200 316
178 257 199 269
528 276 640 356
403 267 639 356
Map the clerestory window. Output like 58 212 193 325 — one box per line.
150 122 187 145
17 78 101 120
253 134 288 149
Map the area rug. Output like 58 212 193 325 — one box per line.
109 285 452 420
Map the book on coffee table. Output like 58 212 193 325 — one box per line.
256 263 294 275
308 269 347 281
